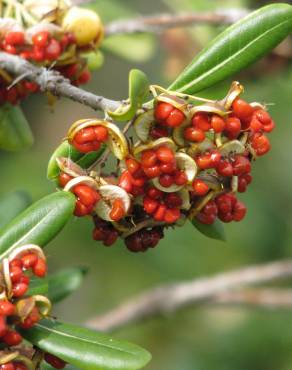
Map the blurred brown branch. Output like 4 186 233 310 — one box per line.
104 9 249 36
87 259 292 331
0 52 120 112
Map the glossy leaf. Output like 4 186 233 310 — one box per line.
170 4 292 94
108 69 149 121
47 140 105 181
0 104 34 151
0 192 75 260
27 277 48 296
48 267 88 303
191 219 226 242
23 319 152 370
0 190 31 229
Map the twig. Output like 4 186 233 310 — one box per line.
104 9 249 36
86 259 292 331
213 288 292 308
0 52 120 112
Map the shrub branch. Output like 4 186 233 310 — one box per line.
86 259 292 331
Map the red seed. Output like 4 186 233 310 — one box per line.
232 98 254 121
216 160 233 177
153 204 167 221
73 185 100 207
225 117 241 139
143 165 161 179
192 112 211 131
166 108 185 127
160 161 177 174
126 158 141 175
184 127 205 142
147 187 163 200
192 179 209 196
3 330 22 346
251 133 271 156
10 281 24 297
174 170 187 186
156 146 175 164
33 258 47 277
0 300 15 316
45 38 62 60
21 253 38 269
94 126 108 142
77 70 91 85
232 155 251 175
143 197 159 214
211 115 226 133
196 212 216 225
32 31 50 47
159 174 174 188
109 199 125 222
154 102 173 122
233 201 247 222
164 193 182 208
5 31 25 46
0 315 8 337
9 266 23 284
141 149 157 167
44 353 67 369
58 172 73 188
118 171 133 193
164 208 180 224
0 363 15 370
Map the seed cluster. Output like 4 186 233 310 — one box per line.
0 246 66 370
51 81 275 252
0 2 103 106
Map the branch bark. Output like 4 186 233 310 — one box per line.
104 9 249 36
0 52 120 112
86 259 292 331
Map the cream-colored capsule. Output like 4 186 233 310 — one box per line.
62 6 104 47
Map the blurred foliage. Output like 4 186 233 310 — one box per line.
0 0 291 369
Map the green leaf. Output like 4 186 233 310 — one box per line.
102 34 156 63
0 104 34 151
0 192 75 260
27 277 48 296
0 190 32 229
108 69 149 121
48 267 88 303
191 219 226 242
22 319 152 370
47 140 105 182
170 4 292 94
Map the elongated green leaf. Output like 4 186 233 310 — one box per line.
48 267 88 303
42 364 79 370
0 104 34 151
108 69 149 121
191 219 226 241
170 4 292 94
47 140 105 181
0 190 31 229
27 277 48 296
23 319 151 370
0 192 75 260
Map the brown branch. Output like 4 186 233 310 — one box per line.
104 9 249 36
0 52 121 112
86 259 292 331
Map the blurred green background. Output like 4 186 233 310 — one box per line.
2 0 292 369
